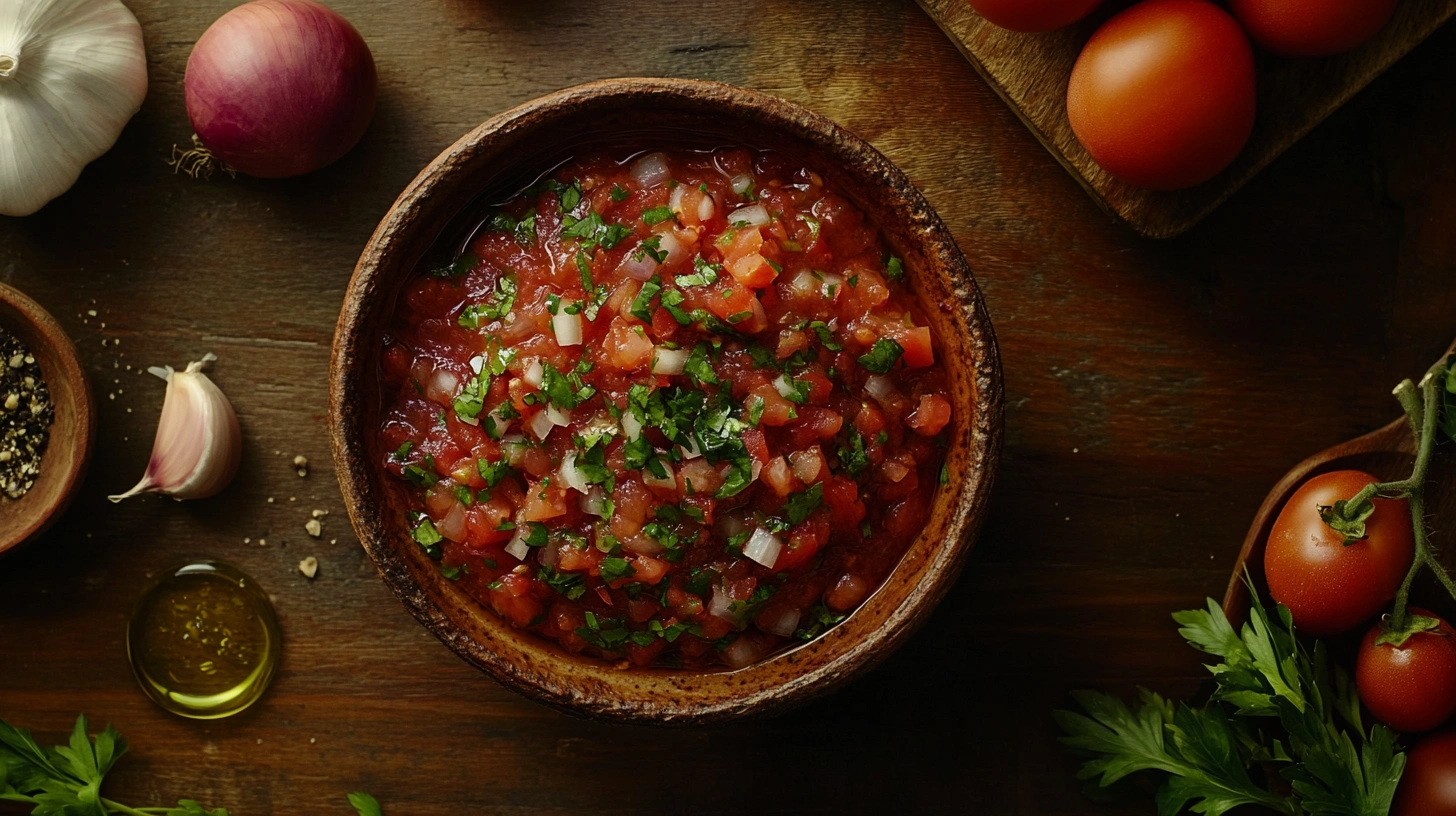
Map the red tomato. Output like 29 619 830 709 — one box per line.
1264 470 1414 636
1066 0 1256 190
1357 610 1456 734
1394 731 1456 815
1229 0 1398 57
968 0 1104 33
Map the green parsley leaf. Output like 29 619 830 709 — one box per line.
539 362 596 410
539 565 587 600
784 482 823 525
559 182 583 212
392 441 414 462
808 320 844 351
642 206 674 225
677 257 721 287
477 457 512 487
610 184 630 202
410 517 444 559
837 429 870 477
349 791 384 816
402 463 438 489
458 272 517 328
630 275 663 323
857 338 905 374
684 342 719 387
599 557 636 583
524 522 549 548
632 235 668 265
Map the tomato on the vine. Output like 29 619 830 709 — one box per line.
967 0 1104 33
1065 0 1256 190
1229 0 1399 58
1394 730 1456 815
1357 609 1456 733
1263 469 1414 636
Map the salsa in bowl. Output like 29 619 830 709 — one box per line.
332 79 1002 721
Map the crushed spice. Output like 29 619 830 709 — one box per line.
0 327 54 500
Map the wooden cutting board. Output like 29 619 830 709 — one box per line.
916 0 1456 238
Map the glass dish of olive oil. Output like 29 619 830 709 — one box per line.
127 561 281 719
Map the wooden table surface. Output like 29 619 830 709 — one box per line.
2 2 1454 814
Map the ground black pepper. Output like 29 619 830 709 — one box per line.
0 327 54 500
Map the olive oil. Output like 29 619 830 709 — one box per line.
127 561 280 719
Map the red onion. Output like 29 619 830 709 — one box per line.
184 0 376 178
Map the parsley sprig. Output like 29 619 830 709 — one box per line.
1056 583 1405 816
0 714 387 815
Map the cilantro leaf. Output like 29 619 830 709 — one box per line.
886 255 905 281
857 338 905 374
431 251 478 279
784 482 823 525
599 557 636 583
642 206 674 225
793 603 846 640
684 343 718 387
630 276 662 323
677 257 720 287
348 791 384 816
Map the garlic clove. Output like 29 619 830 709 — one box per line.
109 353 242 503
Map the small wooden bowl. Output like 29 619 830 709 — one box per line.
0 282 95 556
330 78 1004 723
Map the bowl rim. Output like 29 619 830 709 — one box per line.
330 77 1004 723
0 281 96 555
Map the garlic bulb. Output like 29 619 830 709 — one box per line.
0 0 149 217
109 354 242 503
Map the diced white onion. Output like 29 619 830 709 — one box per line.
772 374 795 398
552 305 582 346
677 436 701 460
580 486 611 517
456 413 479 427
620 245 659 281
731 174 753 195
643 462 676 489
504 529 531 561
468 355 485 374
630 153 671 188
751 460 763 483
651 346 688 376
819 273 845 297
762 608 802 638
579 412 619 440
669 183 686 214
559 453 589 494
656 230 688 267
529 410 555 440
620 410 643 441
523 358 543 387
864 374 899 407
538 541 561 568
743 527 783 569
791 450 824 484
438 504 467 543
425 369 458 405
546 404 572 427
708 586 735 620
698 193 715 222
728 204 770 227
790 269 820 297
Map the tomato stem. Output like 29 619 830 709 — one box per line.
1381 361 1454 632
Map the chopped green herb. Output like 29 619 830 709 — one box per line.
642 206 674 225
784 482 824 525
857 338 905 374
630 275 663 323
540 565 587 600
524 522 550 548
440 564 464 581
808 321 844 351
392 441 414 462
402 464 438 489
410 516 444 559
610 184 630 202
684 342 719 387
477 458 512 487
886 255 905 281
677 257 721 287
539 362 596 410
458 271 517 328
431 251 479 279
793 603 847 640
837 430 870 477
599 556 636 583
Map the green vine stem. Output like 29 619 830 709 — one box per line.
1327 357 1456 635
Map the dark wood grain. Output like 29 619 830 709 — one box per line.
917 0 1456 238
1 0 1454 813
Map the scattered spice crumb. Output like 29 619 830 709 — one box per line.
266 497 274 503
329 538 336 544
258 538 267 546
243 537 251 544
299 557 318 579
293 454 308 477
311 509 328 519
87 310 97 317
289 496 296 502
305 519 321 538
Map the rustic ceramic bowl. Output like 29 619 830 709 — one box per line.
330 78 1003 723
0 282 95 556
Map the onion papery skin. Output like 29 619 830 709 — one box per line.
184 0 377 179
